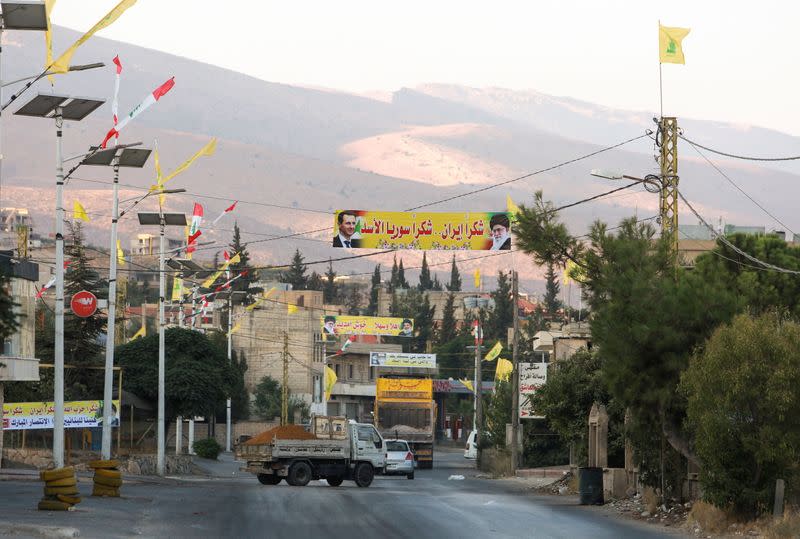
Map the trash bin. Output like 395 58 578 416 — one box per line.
578 467 604 505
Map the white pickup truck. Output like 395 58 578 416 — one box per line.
237 416 386 487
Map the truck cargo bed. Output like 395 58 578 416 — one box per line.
237 438 351 462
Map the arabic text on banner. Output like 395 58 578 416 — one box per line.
322 315 414 338
518 363 548 419
332 210 512 250
2 400 121 430
369 352 437 369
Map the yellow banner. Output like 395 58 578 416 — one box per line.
376 378 432 400
333 210 512 250
322 315 413 338
3 400 120 430
659 24 690 65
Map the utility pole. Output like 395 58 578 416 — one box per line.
511 270 520 473
281 331 289 426
473 318 483 465
658 117 679 258
226 293 232 452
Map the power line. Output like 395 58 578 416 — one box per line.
684 139 797 238
679 135 800 162
407 132 651 211
677 190 800 275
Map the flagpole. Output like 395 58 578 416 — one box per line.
658 21 664 119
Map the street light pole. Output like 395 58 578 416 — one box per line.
53 105 65 468
101 153 120 460
157 214 166 475
511 270 520 473
473 318 483 465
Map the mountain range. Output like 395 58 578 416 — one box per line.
2 25 798 294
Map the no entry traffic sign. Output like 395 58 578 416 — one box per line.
70 290 98 318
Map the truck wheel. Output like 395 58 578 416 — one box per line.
326 476 344 487
257 474 282 485
354 463 374 488
287 462 312 487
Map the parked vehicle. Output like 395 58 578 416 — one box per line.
236 416 386 488
384 439 415 480
374 377 436 468
464 430 477 459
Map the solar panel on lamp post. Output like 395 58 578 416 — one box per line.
138 207 187 476
14 93 104 469
82 145 152 461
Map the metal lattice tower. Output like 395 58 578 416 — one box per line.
658 117 679 256
281 331 289 426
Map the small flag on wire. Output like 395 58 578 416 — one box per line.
73 201 90 222
129 323 146 342
474 268 481 289
287 303 299 315
459 379 475 394
44 0 56 84
506 195 521 222
336 335 356 355
212 201 238 225
101 76 175 147
111 55 122 142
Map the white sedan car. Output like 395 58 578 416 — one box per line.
384 439 415 479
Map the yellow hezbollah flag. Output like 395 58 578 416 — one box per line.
506 195 521 222
227 321 241 337
659 24 690 64
44 0 56 83
483 341 502 362
287 303 299 315
154 138 217 190
324 366 337 400
129 323 145 342
171 277 183 302
73 201 90 222
116 239 125 267
459 378 475 394
51 0 136 74
495 358 513 382
474 268 481 289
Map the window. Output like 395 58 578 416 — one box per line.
334 363 340 377
348 364 354 380
369 367 375 380
312 375 321 403
386 441 408 452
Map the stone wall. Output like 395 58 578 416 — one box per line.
1 448 193 475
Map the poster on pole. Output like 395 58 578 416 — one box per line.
332 210 512 250
322 315 413 339
519 363 547 419
2 400 121 430
369 352 437 369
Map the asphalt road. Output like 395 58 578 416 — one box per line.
0 450 688 539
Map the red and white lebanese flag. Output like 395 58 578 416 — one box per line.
212 201 238 225
111 55 122 142
36 276 56 299
101 76 175 148
187 203 203 254
335 335 357 356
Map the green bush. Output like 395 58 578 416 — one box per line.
193 438 222 460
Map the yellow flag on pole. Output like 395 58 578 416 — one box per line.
171 277 183 302
116 239 125 266
287 303 299 315
459 378 475 394
506 195 521 222
324 366 337 400
44 0 56 83
161 138 217 185
129 323 145 342
227 321 241 337
73 201 90 222
483 341 503 362
495 358 513 382
50 0 137 74
659 24 690 64
474 268 481 289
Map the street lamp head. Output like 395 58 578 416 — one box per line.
590 169 625 180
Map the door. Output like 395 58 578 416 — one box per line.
356 424 385 467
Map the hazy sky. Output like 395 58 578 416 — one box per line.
48 1 800 136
